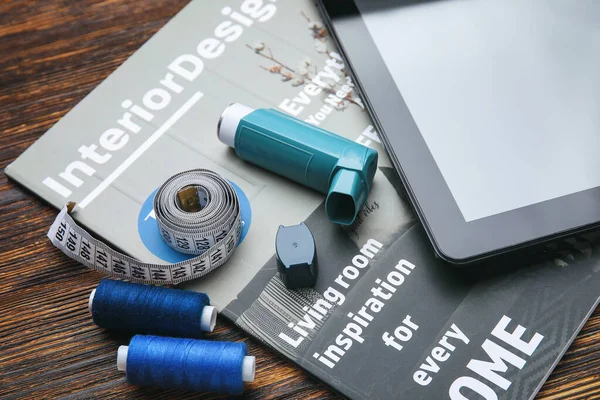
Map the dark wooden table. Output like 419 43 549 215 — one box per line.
1 1 599 398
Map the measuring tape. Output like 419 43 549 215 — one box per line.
47 169 242 285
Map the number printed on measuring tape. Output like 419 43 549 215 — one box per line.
47 169 242 285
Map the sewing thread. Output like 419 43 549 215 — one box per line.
119 335 255 395
90 279 217 337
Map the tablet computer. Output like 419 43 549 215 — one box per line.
318 0 600 264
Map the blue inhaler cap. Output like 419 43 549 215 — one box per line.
275 223 318 289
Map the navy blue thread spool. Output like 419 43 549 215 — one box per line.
89 279 217 338
117 335 255 395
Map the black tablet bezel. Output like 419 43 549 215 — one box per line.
318 0 600 264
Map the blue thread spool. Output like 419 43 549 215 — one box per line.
89 279 217 337
117 335 255 395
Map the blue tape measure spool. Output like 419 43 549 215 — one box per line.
89 279 217 337
118 335 255 395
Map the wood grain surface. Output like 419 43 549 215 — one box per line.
0 1 599 398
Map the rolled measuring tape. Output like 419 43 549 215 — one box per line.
47 169 242 285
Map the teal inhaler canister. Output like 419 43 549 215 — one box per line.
217 103 378 225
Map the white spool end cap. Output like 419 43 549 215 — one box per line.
242 356 256 382
117 345 129 372
200 305 217 332
88 289 96 314
217 103 254 148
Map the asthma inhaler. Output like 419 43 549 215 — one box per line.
218 103 378 225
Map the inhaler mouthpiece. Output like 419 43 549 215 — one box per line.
326 169 368 225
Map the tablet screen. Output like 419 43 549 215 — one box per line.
357 0 600 222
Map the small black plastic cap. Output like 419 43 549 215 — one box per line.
275 223 318 289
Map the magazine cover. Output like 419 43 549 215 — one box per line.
6 1 600 399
